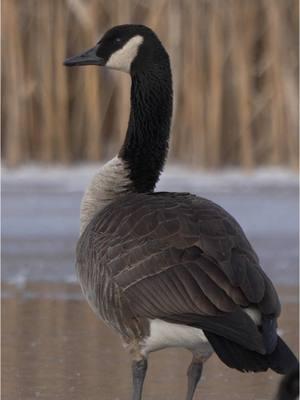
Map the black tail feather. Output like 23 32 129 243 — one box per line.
276 367 299 400
267 336 299 374
204 331 298 374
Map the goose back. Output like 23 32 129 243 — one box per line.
76 191 281 350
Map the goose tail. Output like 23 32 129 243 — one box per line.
266 336 298 374
204 331 298 374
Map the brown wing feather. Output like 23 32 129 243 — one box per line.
77 191 281 348
96 193 279 312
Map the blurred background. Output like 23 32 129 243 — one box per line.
2 1 299 400
2 0 299 168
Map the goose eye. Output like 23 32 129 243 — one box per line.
115 38 121 43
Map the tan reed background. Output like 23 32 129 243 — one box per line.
2 0 299 168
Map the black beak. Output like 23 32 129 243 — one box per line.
63 46 105 67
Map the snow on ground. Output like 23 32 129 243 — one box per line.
2 163 298 190
2 164 299 287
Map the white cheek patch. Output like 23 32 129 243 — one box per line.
106 35 144 73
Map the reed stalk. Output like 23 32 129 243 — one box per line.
2 0 298 169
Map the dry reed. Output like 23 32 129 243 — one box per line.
2 0 299 169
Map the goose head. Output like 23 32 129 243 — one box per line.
64 24 168 74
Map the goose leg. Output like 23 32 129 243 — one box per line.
131 358 148 400
186 358 203 400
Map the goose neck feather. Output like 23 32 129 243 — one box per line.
120 62 173 193
80 54 173 234
80 156 130 234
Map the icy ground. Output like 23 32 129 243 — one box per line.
2 164 299 288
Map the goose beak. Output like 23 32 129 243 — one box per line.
64 46 105 67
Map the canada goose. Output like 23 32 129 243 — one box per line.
64 25 298 400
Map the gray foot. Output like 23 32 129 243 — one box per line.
186 360 203 400
131 358 148 400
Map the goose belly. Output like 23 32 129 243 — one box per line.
77 271 146 339
76 263 119 329
142 319 213 357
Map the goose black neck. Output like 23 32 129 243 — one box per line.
119 61 173 193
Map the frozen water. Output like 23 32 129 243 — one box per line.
2 164 299 286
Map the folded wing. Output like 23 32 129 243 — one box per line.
80 192 281 355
